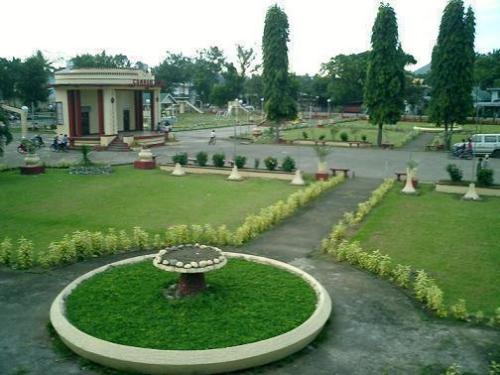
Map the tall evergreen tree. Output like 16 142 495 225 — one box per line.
262 4 297 142
429 0 475 148
364 3 406 146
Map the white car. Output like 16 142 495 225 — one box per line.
454 134 500 157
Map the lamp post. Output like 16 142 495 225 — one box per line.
327 98 331 120
260 97 264 120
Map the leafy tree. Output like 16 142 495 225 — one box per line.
243 74 264 107
474 50 500 89
70 51 132 69
192 47 226 103
429 0 475 148
322 52 369 106
364 3 406 146
210 63 244 106
0 109 13 156
17 51 52 108
236 44 257 78
262 4 297 142
0 58 22 102
153 52 194 91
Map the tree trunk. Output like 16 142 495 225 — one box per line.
377 123 383 146
274 122 281 143
178 273 207 297
444 123 451 150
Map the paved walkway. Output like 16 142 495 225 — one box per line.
3 129 500 183
0 177 498 374
400 133 435 152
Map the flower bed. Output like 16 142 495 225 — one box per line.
69 165 113 175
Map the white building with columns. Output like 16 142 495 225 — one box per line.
53 69 164 148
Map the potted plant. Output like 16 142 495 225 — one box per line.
313 143 332 181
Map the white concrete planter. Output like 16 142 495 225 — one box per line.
24 153 41 166
435 183 500 197
160 165 295 181
138 148 153 162
50 252 331 375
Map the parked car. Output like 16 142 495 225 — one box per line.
454 134 500 157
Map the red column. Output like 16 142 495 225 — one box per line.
97 89 104 135
75 90 82 137
67 90 75 138
150 90 155 131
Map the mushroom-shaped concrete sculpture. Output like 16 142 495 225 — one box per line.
153 244 227 297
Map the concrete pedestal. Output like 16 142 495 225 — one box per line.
134 160 156 169
315 172 329 181
20 165 45 175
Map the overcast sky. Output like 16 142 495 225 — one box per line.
1 0 499 74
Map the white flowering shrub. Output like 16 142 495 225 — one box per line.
104 228 119 254
152 234 164 249
118 230 131 250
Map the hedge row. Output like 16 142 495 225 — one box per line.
0 176 344 270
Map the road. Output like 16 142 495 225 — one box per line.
2 127 499 183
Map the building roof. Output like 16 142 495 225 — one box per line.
53 68 161 88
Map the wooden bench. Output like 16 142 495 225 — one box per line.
425 144 445 151
381 143 394 149
188 157 197 165
348 141 362 148
330 168 350 178
395 172 407 181
227 160 234 167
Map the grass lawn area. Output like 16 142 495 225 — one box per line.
0 166 297 253
352 184 500 315
279 120 420 147
174 113 256 131
66 258 316 349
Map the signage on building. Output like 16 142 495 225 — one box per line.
132 79 156 87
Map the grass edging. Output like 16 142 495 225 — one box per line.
0 176 344 270
320 179 500 326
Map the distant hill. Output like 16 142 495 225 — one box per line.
414 63 431 75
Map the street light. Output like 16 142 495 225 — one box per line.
260 97 264 119
327 98 331 119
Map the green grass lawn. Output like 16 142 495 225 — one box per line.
352 184 500 315
66 258 316 349
0 166 296 253
174 113 257 131
279 120 420 147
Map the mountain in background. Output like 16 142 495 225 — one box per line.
414 63 431 75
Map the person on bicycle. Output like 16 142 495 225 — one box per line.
209 130 216 145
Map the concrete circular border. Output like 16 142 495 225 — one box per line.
50 252 332 375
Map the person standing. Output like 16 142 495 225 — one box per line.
209 130 216 145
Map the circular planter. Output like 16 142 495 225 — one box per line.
50 252 331 375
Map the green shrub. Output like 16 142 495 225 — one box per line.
264 156 278 171
302 131 308 139
0 238 13 265
133 226 149 250
361 134 367 142
196 151 208 166
172 152 188 166
212 153 225 168
281 156 296 172
235 155 247 169
391 264 411 288
477 169 494 187
446 164 463 182
318 134 326 141
450 299 468 320
340 132 349 142
14 238 34 269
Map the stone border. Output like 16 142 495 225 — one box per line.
160 165 294 181
50 252 332 375
435 183 500 197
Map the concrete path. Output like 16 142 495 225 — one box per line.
3 129 500 183
401 133 435 152
0 177 498 374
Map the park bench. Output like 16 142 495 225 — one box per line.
330 168 350 178
227 160 234 167
381 143 394 149
395 172 407 181
348 141 362 148
187 157 197 165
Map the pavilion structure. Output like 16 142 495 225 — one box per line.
53 69 165 149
